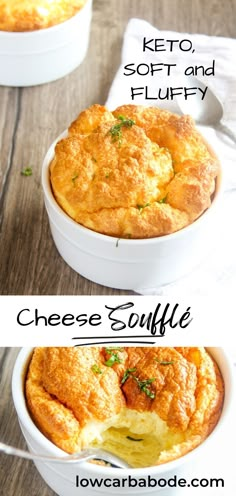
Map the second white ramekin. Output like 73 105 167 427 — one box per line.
0 0 92 86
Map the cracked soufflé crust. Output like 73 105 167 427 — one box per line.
0 0 86 31
49 104 220 239
25 347 224 466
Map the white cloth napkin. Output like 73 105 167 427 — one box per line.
106 18 236 298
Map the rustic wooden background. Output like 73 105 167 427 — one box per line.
0 0 236 296
0 0 236 492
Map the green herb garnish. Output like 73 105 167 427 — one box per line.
121 368 137 385
105 353 123 367
105 347 124 353
134 377 156 399
116 238 120 248
158 195 167 204
121 367 156 399
137 202 150 212
72 173 78 185
21 167 33 176
155 359 174 365
126 436 144 442
91 364 103 374
108 115 135 146
104 348 123 367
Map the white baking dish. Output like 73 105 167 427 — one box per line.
12 347 234 496
0 0 92 86
42 131 222 290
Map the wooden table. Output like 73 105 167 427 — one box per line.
0 0 236 493
0 0 235 296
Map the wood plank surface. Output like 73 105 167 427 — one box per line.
0 0 235 296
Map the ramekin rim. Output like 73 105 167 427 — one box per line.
0 0 92 38
41 129 223 247
12 347 234 478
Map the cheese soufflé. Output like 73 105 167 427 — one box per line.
0 0 87 31
49 104 220 239
25 347 224 468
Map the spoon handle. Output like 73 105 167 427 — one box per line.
0 442 130 468
0 442 92 463
217 122 236 144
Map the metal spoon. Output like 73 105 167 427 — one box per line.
177 75 236 143
0 442 130 469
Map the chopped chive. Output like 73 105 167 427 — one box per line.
137 202 150 212
158 195 167 204
133 377 156 399
104 348 123 367
104 353 123 367
154 359 174 365
91 364 103 374
121 368 137 385
108 115 135 146
72 174 78 185
126 436 144 442
121 366 156 399
105 347 124 353
21 167 33 176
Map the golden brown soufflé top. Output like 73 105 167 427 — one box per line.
25 347 224 467
0 0 87 31
49 104 220 239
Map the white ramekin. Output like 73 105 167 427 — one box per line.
12 348 234 496
42 132 222 290
0 0 92 87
